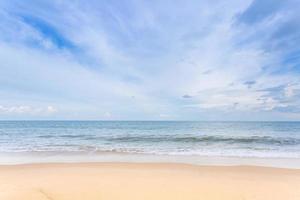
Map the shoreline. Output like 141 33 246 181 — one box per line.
0 162 300 200
1 152 300 169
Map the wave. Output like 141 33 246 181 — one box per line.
38 134 300 146
107 135 300 145
38 134 94 139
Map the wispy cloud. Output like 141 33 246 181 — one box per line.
0 105 57 115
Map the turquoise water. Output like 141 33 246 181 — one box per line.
0 121 300 158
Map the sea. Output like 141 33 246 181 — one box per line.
0 121 299 160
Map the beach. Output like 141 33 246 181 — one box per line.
1 0 300 198
0 162 299 200
1 121 300 199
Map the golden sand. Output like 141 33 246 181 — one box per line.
0 163 299 200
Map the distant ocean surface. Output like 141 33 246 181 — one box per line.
0 121 300 158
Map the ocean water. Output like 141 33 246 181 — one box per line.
0 121 300 158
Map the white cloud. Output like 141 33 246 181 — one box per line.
284 84 299 98
103 111 112 119
0 105 58 115
46 106 57 113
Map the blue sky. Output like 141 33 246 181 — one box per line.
0 0 300 120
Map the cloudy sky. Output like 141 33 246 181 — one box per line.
0 0 300 120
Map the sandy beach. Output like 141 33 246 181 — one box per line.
0 162 299 200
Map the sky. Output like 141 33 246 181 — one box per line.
0 0 300 120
